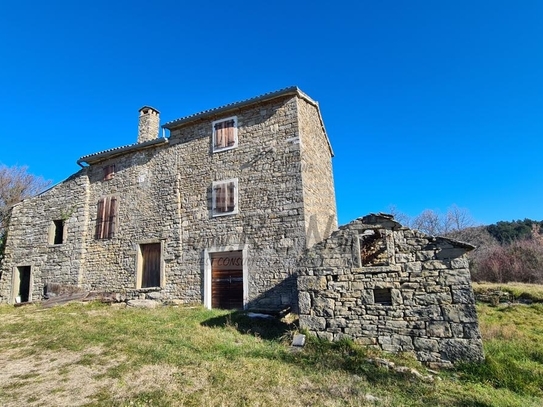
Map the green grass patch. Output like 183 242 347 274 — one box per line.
473 282 543 302
1 300 543 406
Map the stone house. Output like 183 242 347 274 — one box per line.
0 87 337 310
297 213 484 364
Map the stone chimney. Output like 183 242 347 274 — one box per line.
138 106 160 143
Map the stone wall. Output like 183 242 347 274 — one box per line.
168 95 310 309
0 172 90 302
297 214 484 365
297 97 337 247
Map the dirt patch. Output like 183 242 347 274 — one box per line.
0 346 118 406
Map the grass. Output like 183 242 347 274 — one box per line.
472 282 543 302
0 294 542 406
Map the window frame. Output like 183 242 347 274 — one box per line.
212 178 238 217
95 196 118 240
212 116 238 153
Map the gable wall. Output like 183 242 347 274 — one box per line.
297 216 484 365
0 172 90 302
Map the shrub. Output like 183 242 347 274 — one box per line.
472 239 543 283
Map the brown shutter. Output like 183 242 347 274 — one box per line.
95 198 105 239
228 182 235 212
226 120 235 146
215 122 225 149
214 185 223 213
108 197 117 238
220 184 227 212
102 197 111 239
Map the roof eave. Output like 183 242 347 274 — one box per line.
77 138 168 166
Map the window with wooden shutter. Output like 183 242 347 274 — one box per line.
212 116 238 152
95 196 118 239
212 179 238 216
103 164 115 180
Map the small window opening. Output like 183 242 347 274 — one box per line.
374 288 392 305
52 220 64 244
104 164 115 180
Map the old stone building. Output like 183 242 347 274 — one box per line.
297 213 484 364
0 87 484 364
0 87 337 310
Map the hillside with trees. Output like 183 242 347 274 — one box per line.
390 206 543 284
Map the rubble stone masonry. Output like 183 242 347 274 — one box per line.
297 214 484 365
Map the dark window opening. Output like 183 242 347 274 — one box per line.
360 229 389 266
374 288 392 306
53 220 64 244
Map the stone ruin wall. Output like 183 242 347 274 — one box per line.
297 214 484 366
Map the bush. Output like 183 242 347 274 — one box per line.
472 239 543 283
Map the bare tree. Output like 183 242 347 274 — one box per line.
0 165 50 258
387 205 411 226
411 209 443 235
446 204 476 232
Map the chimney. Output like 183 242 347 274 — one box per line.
138 106 160 143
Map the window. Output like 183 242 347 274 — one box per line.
212 116 237 152
360 229 389 266
212 179 238 216
103 164 115 180
49 219 65 245
95 196 118 239
374 288 392 306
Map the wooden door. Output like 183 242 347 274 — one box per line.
142 243 161 288
211 251 243 309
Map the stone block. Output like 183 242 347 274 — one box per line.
441 304 477 323
427 322 452 338
422 260 449 270
413 337 439 353
451 287 475 304
299 315 326 330
298 292 311 314
298 276 327 291
439 338 484 363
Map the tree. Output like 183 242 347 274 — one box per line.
0 165 50 262
389 205 476 236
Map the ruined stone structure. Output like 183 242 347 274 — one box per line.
0 87 337 310
297 214 484 364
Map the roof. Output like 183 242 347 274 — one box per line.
77 86 333 166
77 137 168 166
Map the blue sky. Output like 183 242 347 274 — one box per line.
1 1 542 226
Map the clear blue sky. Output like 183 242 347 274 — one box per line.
1 1 542 226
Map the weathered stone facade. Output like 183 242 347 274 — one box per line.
0 87 337 311
297 214 484 365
